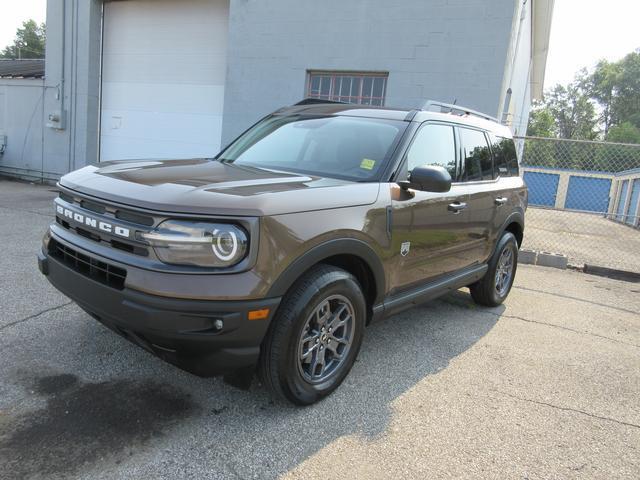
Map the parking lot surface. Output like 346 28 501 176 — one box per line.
1 179 639 479
523 207 640 272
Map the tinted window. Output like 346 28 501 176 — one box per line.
460 128 492 181
218 115 404 181
490 134 519 177
406 124 457 178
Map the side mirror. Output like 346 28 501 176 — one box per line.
400 165 452 193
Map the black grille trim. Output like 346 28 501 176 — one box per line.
48 239 127 290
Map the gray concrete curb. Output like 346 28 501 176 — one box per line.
518 249 568 270
518 249 640 283
583 264 640 283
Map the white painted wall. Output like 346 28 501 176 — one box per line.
100 0 229 161
0 79 45 178
501 0 533 137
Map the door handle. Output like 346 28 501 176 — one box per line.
495 197 508 206
448 202 467 214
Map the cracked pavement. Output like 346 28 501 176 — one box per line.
0 178 639 479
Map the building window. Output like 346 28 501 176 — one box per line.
306 71 388 106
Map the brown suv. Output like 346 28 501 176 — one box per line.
38 100 526 405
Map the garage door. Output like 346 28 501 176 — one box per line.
523 171 559 207
564 176 611 213
616 180 629 221
626 179 640 226
100 0 228 161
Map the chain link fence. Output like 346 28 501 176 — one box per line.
515 136 640 272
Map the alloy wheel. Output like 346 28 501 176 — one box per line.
297 294 355 383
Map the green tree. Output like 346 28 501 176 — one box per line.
526 104 556 137
0 20 46 59
588 59 621 136
588 49 640 133
611 50 640 129
606 121 640 144
545 79 598 140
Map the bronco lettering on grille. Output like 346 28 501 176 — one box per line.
56 204 131 238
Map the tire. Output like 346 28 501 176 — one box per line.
258 264 366 405
470 232 518 307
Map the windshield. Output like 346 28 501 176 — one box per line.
217 115 406 181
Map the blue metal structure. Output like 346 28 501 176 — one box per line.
564 176 611 213
626 179 640 226
616 180 629 221
523 171 559 207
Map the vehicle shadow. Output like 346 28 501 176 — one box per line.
1 290 504 479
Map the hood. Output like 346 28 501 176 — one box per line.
59 159 381 217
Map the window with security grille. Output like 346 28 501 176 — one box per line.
306 72 388 106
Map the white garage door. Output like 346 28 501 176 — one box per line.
100 0 228 161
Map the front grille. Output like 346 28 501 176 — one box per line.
49 239 127 290
55 193 151 257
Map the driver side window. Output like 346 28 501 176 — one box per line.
406 124 457 179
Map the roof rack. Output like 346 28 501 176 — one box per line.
295 98 348 106
422 100 499 123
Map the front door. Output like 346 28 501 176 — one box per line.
389 122 475 293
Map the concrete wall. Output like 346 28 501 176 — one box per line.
42 0 102 178
222 0 517 144
0 79 45 177
0 0 102 182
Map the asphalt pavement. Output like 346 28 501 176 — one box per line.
1 179 638 479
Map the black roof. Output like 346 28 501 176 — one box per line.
0 59 45 79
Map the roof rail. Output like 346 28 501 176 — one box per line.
422 100 499 123
295 98 348 106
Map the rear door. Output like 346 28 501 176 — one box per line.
488 133 522 244
389 122 473 292
455 127 497 264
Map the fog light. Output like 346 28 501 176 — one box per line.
213 319 224 331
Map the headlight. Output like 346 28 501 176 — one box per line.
140 220 248 268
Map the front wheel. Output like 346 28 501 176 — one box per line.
470 232 518 307
258 265 366 405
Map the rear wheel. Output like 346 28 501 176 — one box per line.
470 232 518 307
259 265 366 405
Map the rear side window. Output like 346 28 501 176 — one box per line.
406 124 457 179
490 134 519 177
459 128 493 181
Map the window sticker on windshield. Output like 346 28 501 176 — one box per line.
360 158 376 170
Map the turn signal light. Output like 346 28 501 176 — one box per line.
248 308 270 321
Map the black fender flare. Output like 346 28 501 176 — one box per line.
267 238 386 305
495 210 525 253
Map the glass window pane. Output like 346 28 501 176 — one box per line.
221 116 405 182
307 73 388 105
351 77 360 98
362 77 373 100
372 77 384 98
489 134 518 178
460 128 492 181
320 77 331 96
406 124 457 178
309 76 320 96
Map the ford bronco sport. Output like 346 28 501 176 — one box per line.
38 100 526 405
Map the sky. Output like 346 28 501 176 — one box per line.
544 0 640 88
0 0 638 93
0 0 46 54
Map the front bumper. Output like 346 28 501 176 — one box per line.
38 241 281 377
